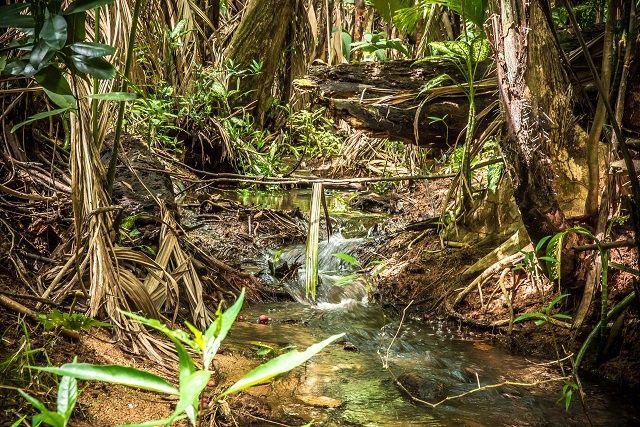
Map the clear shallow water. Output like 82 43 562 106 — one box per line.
213 190 639 426
226 296 638 427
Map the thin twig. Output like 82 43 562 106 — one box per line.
382 300 413 369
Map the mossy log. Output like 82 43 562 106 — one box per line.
301 60 497 149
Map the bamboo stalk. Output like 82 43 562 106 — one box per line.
304 183 323 300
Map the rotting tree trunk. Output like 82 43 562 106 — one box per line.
224 0 294 127
302 60 497 150
489 0 590 277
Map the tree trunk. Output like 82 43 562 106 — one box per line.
224 0 294 127
489 0 590 277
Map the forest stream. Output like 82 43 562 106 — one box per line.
187 190 639 427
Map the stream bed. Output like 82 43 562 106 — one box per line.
206 190 638 426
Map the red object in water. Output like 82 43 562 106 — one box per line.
258 314 269 324
237 315 245 322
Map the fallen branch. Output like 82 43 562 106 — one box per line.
0 294 79 340
389 368 568 408
573 239 635 252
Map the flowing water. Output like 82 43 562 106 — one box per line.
214 190 639 426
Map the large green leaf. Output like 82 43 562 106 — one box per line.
56 376 77 422
11 107 72 133
34 66 76 108
17 390 46 412
62 0 115 15
33 410 65 427
69 41 115 57
173 370 210 426
513 312 546 323
65 11 86 45
219 333 345 398
116 415 188 427
487 162 503 192
40 11 67 50
70 54 115 79
203 288 245 369
470 37 491 63
86 92 138 101
119 310 197 350
331 253 360 267
368 0 413 23
0 4 34 28
29 39 55 71
3 59 27 75
33 363 179 395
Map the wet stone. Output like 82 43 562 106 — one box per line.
296 395 343 408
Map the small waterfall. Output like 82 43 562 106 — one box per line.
275 232 370 306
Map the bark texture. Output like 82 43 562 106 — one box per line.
224 0 294 127
490 0 590 278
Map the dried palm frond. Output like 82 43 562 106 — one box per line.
144 204 211 329
331 130 412 178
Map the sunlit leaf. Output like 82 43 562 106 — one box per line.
56 375 77 421
69 41 115 57
173 370 210 425
11 107 72 133
470 37 491 63
34 66 76 108
40 11 67 50
70 54 115 79
513 312 546 323
487 162 503 193
219 333 345 398
86 92 138 101
33 363 179 395
203 289 245 369
331 253 360 267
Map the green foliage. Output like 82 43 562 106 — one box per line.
513 293 572 326
18 289 344 426
393 0 488 31
0 319 53 387
513 235 557 274
369 0 413 23
18 373 78 427
551 6 569 28
251 341 296 358
331 253 386 287
573 0 599 29
559 379 578 411
350 31 409 61
544 226 596 283
1 0 117 102
286 107 343 159
35 310 111 331
330 192 360 212
487 162 503 193
370 179 398 195
219 334 344 398
225 114 282 176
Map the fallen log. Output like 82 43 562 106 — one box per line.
300 60 498 149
